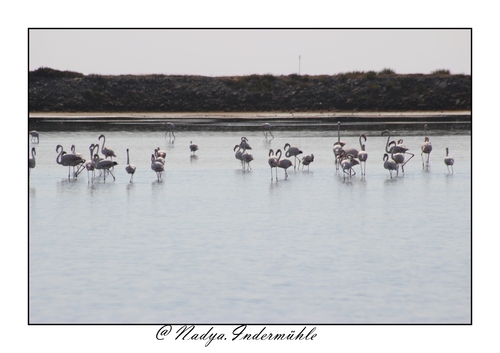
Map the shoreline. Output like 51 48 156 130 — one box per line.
29 111 471 120
28 111 471 133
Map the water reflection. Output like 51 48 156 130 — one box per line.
383 178 399 185
126 182 135 198
151 179 164 188
56 178 79 194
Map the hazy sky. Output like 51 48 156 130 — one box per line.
29 29 471 77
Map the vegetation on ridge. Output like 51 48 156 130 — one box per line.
29 67 471 113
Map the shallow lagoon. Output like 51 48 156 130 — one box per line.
28 127 471 323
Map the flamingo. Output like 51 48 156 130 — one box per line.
268 149 279 180
234 145 244 168
164 122 176 141
95 154 118 181
395 138 415 166
388 141 407 173
154 148 166 164
29 130 39 143
91 143 105 178
155 147 166 158
261 123 274 139
70 145 86 177
284 143 302 169
151 154 164 181
189 141 198 155
154 156 165 165
383 153 399 179
241 148 254 170
382 130 414 169
336 122 358 158
339 151 358 177
98 134 116 160
276 149 293 179
333 142 345 171
125 148 137 183
29 147 36 176
239 137 252 150
358 134 368 175
396 139 409 151
334 121 346 147
382 130 403 153
444 147 454 174
381 130 401 153
343 146 359 159
85 144 98 183
333 122 345 168
421 124 432 169
301 154 314 171
56 145 86 180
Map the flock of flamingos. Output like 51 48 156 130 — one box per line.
28 122 455 183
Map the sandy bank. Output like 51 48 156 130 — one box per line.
29 111 471 120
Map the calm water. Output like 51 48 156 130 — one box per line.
28 127 471 324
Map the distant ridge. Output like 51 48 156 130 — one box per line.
29 68 471 113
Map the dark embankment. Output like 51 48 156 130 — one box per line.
29 68 471 113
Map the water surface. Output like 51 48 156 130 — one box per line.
29 128 471 323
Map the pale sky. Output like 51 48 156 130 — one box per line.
29 29 471 77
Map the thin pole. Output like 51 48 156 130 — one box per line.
299 55 301 75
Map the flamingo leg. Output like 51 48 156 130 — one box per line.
421 153 430 169
76 164 85 177
402 152 414 167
